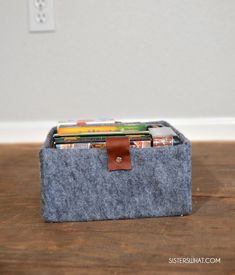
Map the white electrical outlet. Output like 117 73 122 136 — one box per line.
28 0 55 32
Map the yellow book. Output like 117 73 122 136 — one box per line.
57 124 147 135
58 125 118 135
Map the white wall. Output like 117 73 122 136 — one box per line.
0 0 235 140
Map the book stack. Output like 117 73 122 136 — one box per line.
53 119 181 149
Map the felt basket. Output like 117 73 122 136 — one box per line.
39 121 192 222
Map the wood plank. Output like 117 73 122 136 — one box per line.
0 143 234 274
192 142 235 197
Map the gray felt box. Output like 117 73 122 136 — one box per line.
39 121 192 222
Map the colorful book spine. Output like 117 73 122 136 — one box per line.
57 124 147 135
54 134 151 144
152 136 181 147
55 140 151 149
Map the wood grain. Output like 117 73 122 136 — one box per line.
0 143 234 274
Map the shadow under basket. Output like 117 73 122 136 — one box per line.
39 121 192 222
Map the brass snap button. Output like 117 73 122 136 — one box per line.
115 156 123 163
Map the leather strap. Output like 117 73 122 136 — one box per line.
106 137 132 171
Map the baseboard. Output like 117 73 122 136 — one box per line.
0 121 57 143
0 117 235 143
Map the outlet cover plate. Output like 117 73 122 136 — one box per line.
28 0 55 32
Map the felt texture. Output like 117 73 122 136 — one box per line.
39 121 192 222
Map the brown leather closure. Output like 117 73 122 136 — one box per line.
106 137 132 171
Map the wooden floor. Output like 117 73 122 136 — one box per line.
0 143 234 274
